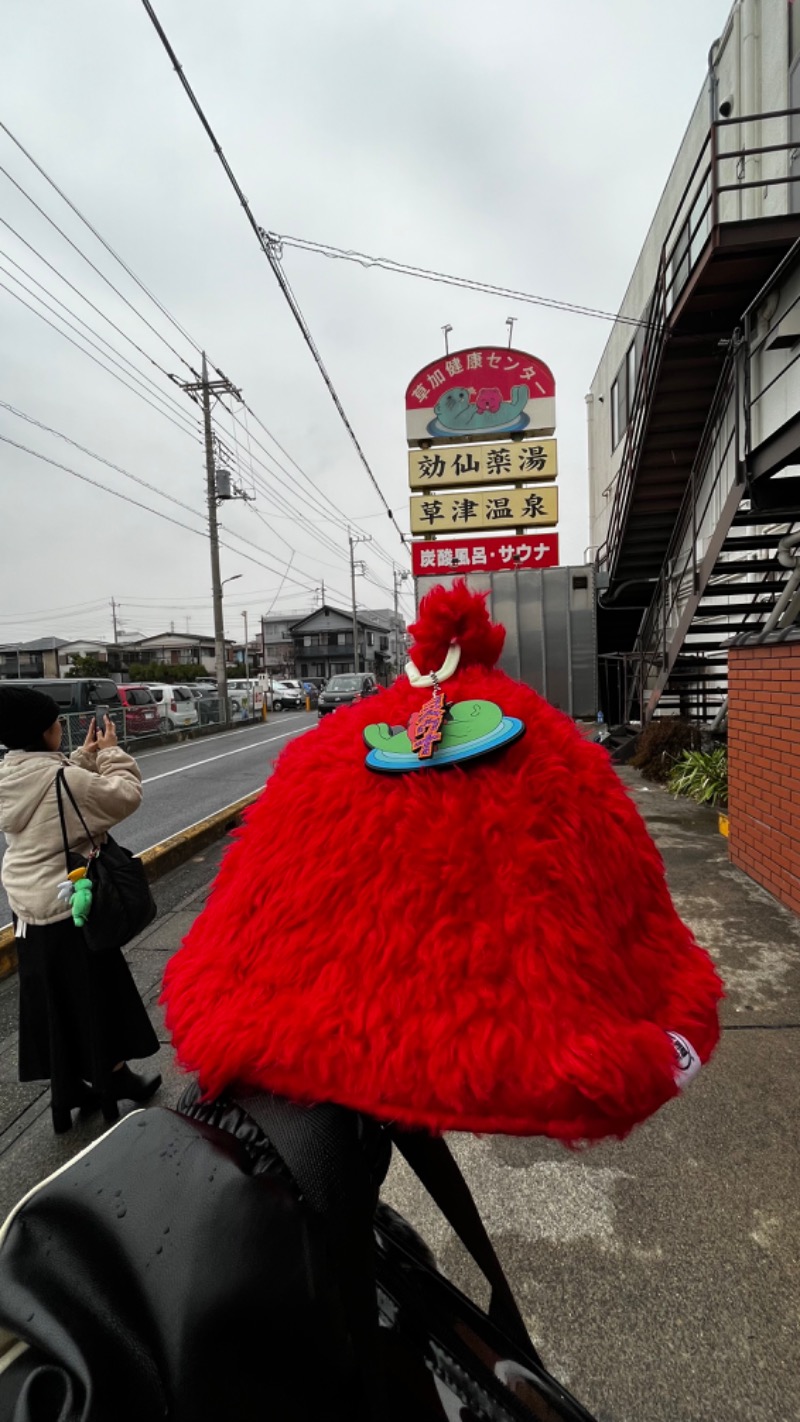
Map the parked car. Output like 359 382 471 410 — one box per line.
147 683 199 731
116 684 162 738
270 679 304 712
9 676 123 717
318 673 379 717
4 677 125 749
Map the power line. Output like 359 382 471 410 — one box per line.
0 118 205 358
0 217 197 402
0 277 200 440
138 0 407 551
0 433 333 597
0 257 200 437
1 123 407 575
234 397 406 572
273 233 648 329
0 401 354 599
0 242 363 571
0 401 206 523
0 157 197 369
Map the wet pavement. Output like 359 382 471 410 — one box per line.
0 769 797 1421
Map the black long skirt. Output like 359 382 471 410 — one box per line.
16 916 159 1105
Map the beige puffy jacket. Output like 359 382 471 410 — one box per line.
0 747 142 926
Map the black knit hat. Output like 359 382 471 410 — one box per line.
0 686 61 750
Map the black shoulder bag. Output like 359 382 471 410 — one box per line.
0 1096 599 1422
55 767 156 954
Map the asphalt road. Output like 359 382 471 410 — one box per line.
0 712 314 928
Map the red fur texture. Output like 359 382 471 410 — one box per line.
408 581 505 675
162 595 722 1142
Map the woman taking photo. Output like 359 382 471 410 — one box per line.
0 685 160 1133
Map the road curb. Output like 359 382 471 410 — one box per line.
0 789 260 982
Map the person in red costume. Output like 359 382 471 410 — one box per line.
163 581 722 1143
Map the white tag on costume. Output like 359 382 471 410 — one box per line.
667 1031 701 1088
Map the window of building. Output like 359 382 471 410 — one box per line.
625 342 637 419
610 379 621 450
337 632 347 645
791 0 800 64
367 632 375 647
379 635 389 651
300 662 309 677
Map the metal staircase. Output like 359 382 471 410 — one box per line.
615 302 800 725
596 110 800 724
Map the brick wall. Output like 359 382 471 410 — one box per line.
728 641 800 914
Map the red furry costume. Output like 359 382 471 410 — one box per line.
163 584 722 1141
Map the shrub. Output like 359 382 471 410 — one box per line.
127 663 206 684
668 747 728 808
629 718 701 784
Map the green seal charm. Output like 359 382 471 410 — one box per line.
364 698 524 773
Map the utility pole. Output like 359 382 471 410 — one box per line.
392 567 410 675
348 530 371 673
174 353 242 726
111 597 119 644
242 610 250 682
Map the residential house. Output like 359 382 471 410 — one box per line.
122 633 233 673
290 606 395 683
57 640 112 675
0 637 67 680
259 612 314 675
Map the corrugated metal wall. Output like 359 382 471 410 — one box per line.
414 566 597 718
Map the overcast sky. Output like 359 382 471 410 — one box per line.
0 0 731 645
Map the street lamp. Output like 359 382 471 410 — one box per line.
217 574 242 723
241 610 250 682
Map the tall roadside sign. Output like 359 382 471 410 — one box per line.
406 346 596 718
407 344 560 580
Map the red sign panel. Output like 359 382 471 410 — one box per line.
412 534 559 577
405 347 556 444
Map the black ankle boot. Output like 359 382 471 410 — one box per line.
110 1065 162 1104
74 1080 101 1114
51 1080 101 1134
51 1103 73 1134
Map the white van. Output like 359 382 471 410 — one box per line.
147 683 199 731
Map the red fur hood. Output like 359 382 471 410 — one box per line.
162 584 722 1141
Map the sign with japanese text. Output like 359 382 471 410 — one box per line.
405 347 556 445
410 486 558 536
412 534 559 576
409 438 557 490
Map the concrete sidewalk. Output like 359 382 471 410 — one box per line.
0 841 230 1217
0 770 797 1421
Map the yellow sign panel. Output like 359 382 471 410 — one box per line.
410 486 558 536
409 438 557 490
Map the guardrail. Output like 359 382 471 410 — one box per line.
0 698 272 762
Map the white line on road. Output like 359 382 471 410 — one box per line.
135 713 307 762
141 724 309 784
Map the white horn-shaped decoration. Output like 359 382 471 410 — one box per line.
405 641 461 688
